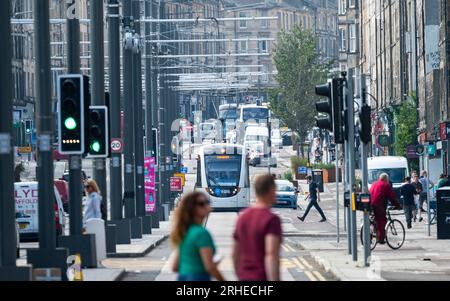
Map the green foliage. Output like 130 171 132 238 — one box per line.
283 169 293 182
394 96 418 156
269 25 333 141
290 156 309 171
312 162 335 170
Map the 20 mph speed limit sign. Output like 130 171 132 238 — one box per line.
111 138 124 154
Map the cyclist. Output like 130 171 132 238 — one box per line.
369 173 402 244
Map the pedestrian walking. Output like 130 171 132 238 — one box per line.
411 175 423 222
400 177 418 229
418 171 433 222
232 174 282 281
298 175 327 222
369 173 402 244
83 179 103 226
170 192 225 281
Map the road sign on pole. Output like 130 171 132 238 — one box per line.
110 138 124 153
170 177 183 192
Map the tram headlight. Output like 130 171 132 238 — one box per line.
206 188 214 195
232 187 241 195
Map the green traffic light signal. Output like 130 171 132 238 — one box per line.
64 117 77 130
90 141 101 153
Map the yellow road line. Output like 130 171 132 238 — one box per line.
298 257 313 270
291 257 305 270
304 270 318 281
313 271 326 281
281 244 290 252
285 244 295 252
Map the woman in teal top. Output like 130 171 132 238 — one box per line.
171 192 225 281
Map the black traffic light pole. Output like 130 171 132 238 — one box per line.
346 69 358 262
360 75 371 267
133 0 152 234
26 0 68 280
57 0 97 270
91 0 107 219
108 0 131 244
123 0 143 239
0 0 32 280
144 0 160 228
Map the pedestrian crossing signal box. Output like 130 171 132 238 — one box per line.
354 193 371 212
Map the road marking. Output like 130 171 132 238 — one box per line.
304 270 318 281
298 257 313 270
313 271 326 281
291 257 305 270
281 244 290 252
286 244 295 252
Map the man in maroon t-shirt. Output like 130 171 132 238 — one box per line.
233 174 282 281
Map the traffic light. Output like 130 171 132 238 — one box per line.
57 74 88 154
315 82 333 131
87 106 109 158
151 128 159 165
359 104 372 144
315 78 345 143
25 120 33 134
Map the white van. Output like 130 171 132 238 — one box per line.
367 156 409 197
15 182 66 241
244 126 277 167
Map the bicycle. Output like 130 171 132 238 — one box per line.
360 207 405 250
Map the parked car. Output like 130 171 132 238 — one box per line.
275 180 298 209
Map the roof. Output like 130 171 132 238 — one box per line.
367 156 408 168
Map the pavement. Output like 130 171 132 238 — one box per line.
293 180 450 281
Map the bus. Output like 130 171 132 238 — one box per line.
238 104 270 127
196 143 250 211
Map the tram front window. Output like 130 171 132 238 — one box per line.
205 155 242 196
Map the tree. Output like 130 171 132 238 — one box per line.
393 95 418 157
269 25 332 152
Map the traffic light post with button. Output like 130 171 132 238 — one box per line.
57 74 88 155
87 106 109 158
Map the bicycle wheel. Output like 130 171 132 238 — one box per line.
360 223 377 250
385 219 405 250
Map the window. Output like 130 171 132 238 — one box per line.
339 28 346 52
240 40 248 53
259 40 268 53
349 24 357 52
349 0 357 8
261 11 268 29
338 0 346 15
239 12 248 29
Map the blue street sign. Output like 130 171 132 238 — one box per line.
181 167 188 174
298 166 308 175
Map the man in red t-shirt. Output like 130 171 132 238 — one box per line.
233 174 282 281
